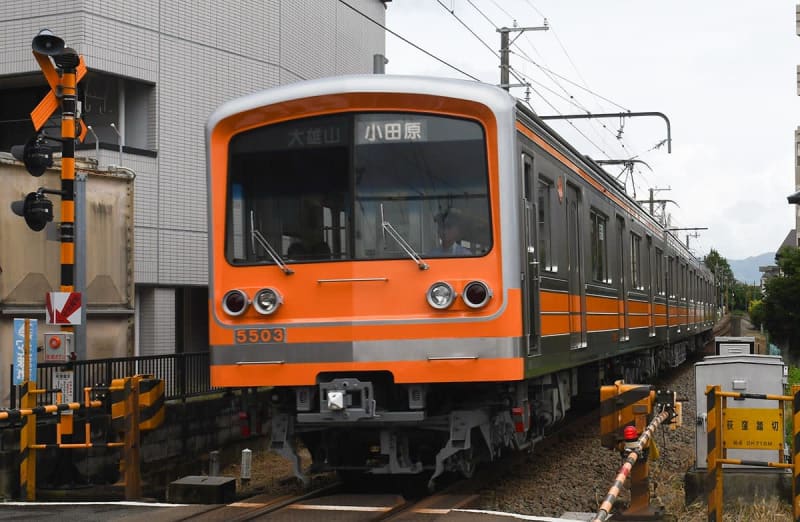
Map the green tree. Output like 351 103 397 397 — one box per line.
749 299 765 329
704 248 734 309
763 246 800 353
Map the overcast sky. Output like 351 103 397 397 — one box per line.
383 1 799 260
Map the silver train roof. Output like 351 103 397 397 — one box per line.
206 74 516 133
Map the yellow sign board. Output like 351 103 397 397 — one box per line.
722 408 783 450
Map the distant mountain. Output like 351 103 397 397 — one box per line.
729 252 775 284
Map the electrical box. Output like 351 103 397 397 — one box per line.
43 332 72 363
695 354 786 469
715 336 755 356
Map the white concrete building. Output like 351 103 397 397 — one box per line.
0 1 387 358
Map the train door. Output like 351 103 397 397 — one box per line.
615 216 629 342
666 256 674 337
565 183 585 349
521 152 540 355
647 236 656 337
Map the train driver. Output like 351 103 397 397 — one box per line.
432 209 471 256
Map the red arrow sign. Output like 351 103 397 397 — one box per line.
55 292 82 323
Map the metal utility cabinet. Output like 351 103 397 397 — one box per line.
695 354 787 468
714 336 755 356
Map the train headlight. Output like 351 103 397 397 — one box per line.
254 288 282 315
427 282 455 309
462 281 492 308
222 289 249 316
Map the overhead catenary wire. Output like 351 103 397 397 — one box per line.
440 0 619 161
464 0 637 162
346 0 661 197
337 0 481 82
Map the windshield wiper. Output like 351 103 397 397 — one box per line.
250 211 293 275
381 204 429 271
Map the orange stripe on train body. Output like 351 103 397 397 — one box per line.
211 358 524 386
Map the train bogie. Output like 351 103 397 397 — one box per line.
206 74 714 487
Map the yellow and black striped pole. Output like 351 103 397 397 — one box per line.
793 385 800 522
59 57 76 314
18 381 36 501
706 384 722 522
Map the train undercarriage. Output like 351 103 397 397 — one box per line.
270 334 709 489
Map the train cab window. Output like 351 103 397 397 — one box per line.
630 233 642 290
353 114 490 259
590 210 608 283
225 112 491 265
538 179 554 271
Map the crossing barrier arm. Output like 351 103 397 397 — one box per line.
591 408 672 522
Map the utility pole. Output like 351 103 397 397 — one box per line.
648 187 669 216
498 22 549 90
667 227 708 250
636 187 676 227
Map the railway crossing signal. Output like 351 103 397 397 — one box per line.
10 29 89 362
10 192 53 232
10 136 53 177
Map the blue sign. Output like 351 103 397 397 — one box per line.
13 318 37 385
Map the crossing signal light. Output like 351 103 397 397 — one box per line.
10 137 53 177
11 192 54 232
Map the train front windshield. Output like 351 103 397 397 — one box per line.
226 112 491 264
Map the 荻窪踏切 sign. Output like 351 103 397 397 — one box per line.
722 407 783 450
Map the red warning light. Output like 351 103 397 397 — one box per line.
48 335 61 349
623 425 639 442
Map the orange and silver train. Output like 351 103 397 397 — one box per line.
206 75 715 487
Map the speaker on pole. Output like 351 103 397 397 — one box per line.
32 28 65 56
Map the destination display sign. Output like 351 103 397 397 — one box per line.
355 117 426 145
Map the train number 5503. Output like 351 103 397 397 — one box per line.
234 328 286 344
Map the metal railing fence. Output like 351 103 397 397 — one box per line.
9 351 215 408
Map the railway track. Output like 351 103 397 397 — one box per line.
141 478 478 521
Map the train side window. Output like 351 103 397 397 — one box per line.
655 247 664 295
590 209 609 283
667 256 677 299
630 233 642 290
645 236 652 293
537 178 554 271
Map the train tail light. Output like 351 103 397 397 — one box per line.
427 281 455 309
462 281 492 308
222 289 249 316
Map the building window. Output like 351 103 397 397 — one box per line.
80 72 156 151
630 233 642 290
590 210 608 283
538 178 554 271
